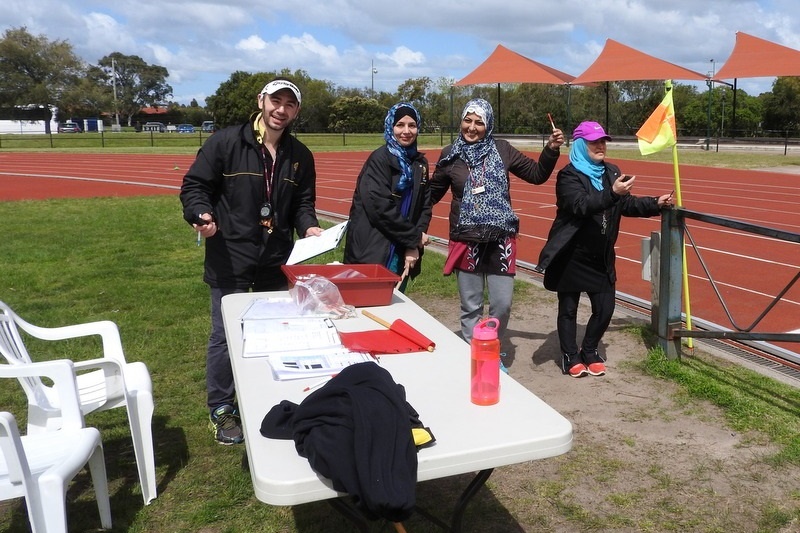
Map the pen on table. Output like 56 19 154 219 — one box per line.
303 374 337 393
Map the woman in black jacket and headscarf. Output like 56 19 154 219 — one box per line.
343 102 431 291
537 121 674 378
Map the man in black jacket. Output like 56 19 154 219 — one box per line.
180 78 322 444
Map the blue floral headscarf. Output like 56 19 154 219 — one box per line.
569 138 606 191
384 102 421 192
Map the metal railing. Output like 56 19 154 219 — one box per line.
655 207 800 360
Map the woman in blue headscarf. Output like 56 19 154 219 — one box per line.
343 102 432 291
537 121 674 378
431 98 565 349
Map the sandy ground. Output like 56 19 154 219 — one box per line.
407 283 800 532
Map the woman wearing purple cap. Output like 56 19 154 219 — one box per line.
431 98 565 350
537 121 674 378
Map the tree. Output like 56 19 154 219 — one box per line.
206 69 337 131
328 96 385 133
206 70 270 127
0 26 85 109
396 77 431 107
59 65 114 119
96 52 172 126
761 77 800 134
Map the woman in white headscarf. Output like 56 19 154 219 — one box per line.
431 98 564 348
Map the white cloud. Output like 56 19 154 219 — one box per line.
236 35 268 52
1 0 799 104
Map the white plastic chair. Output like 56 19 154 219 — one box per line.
0 301 156 504
0 359 112 532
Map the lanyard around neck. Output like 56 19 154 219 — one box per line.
261 146 277 203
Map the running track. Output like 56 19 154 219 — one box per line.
1 151 798 351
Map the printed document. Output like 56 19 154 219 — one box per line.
286 221 348 265
241 314 374 380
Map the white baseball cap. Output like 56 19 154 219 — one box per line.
260 80 301 104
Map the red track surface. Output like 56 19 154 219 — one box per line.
2 151 798 349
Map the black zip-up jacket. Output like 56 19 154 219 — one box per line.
180 115 319 288
536 161 660 284
343 145 432 278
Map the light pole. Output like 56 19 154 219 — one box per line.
371 60 378 97
705 58 715 151
112 57 120 130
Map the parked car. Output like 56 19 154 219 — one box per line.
143 121 166 133
58 121 82 133
176 123 195 133
201 121 217 133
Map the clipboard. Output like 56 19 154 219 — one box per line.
287 221 348 265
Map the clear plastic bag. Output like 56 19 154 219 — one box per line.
289 275 357 319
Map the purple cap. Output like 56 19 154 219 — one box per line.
572 121 611 141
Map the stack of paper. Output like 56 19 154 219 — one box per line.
241 311 375 380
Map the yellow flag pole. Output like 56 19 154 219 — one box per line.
670 119 693 350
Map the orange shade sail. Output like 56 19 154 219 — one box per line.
572 39 707 84
455 44 574 86
715 32 800 80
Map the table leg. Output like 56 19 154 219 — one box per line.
450 468 493 532
325 468 494 532
413 468 494 532
327 497 370 532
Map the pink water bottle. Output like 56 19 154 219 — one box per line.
470 318 501 405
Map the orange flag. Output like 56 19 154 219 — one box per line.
636 88 677 155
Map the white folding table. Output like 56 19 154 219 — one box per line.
221 290 573 531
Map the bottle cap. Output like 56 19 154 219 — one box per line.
472 317 500 340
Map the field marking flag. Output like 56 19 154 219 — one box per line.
636 88 677 155
637 80 694 349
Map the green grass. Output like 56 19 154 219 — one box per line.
641 346 800 466
0 194 798 532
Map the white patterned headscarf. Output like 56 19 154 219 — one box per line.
440 98 516 236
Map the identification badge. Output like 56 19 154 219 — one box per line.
471 185 485 195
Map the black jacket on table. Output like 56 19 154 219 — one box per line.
343 145 431 278
430 140 561 241
536 161 660 285
180 115 319 289
260 362 421 523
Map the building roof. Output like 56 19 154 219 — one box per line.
139 106 168 115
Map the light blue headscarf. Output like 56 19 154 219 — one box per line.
569 138 606 191
383 102 420 192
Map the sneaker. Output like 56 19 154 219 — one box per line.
210 404 244 445
562 353 588 378
581 349 606 377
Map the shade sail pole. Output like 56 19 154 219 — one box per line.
496 83 501 133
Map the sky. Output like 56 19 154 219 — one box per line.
3 0 800 107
